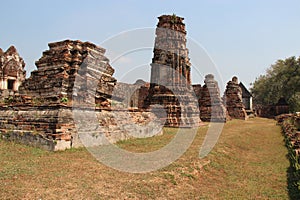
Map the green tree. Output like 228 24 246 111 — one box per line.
251 56 300 112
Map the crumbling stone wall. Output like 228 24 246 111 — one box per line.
0 106 75 151
96 110 162 143
0 105 161 150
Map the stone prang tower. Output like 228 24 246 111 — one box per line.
144 14 200 127
150 14 191 86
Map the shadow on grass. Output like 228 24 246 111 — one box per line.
286 157 300 200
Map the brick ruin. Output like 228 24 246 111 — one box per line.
198 74 227 122
143 15 201 127
0 14 251 151
0 40 159 150
19 40 116 107
224 76 248 120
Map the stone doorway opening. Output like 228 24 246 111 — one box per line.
7 79 15 90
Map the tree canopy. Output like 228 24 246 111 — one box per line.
251 56 300 112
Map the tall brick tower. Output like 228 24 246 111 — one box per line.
144 14 200 127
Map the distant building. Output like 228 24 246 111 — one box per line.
0 46 26 94
274 97 289 115
256 98 290 118
239 82 252 111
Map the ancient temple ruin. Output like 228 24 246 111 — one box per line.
0 15 256 151
0 40 163 150
144 14 200 127
224 76 248 120
0 46 26 94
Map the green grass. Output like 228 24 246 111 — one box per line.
0 118 291 199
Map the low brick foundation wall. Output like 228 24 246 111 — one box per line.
0 105 76 150
0 105 162 151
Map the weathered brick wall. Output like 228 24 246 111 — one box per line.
0 105 162 151
0 106 75 151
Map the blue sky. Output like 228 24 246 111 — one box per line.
1 0 300 91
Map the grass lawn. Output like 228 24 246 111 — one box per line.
0 118 291 199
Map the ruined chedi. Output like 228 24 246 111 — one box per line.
144 14 200 127
19 40 116 107
224 76 247 120
199 74 227 122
